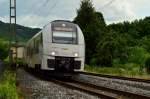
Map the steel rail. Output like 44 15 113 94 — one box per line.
51 79 117 99
51 79 150 99
78 71 150 83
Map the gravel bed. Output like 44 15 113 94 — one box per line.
72 74 150 97
17 69 100 99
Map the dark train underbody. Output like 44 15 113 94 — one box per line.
27 57 82 77
24 57 81 77
48 57 81 72
47 57 81 77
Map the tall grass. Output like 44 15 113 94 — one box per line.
0 69 18 99
85 64 149 78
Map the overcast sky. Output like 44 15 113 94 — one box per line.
0 0 150 28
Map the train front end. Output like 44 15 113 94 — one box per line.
42 20 85 74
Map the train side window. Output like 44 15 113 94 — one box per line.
34 39 35 49
28 44 31 57
40 33 43 46
27 47 29 56
34 38 37 53
31 41 34 56
27 47 30 56
35 34 41 54
34 39 36 54
37 35 40 53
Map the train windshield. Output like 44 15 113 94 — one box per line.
53 31 77 44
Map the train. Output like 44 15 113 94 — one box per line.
23 20 85 76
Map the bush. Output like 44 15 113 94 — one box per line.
85 63 147 77
0 39 9 60
113 58 126 65
0 70 18 99
128 46 149 65
144 57 150 73
90 57 98 66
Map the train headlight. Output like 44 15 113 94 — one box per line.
74 53 79 57
51 51 56 56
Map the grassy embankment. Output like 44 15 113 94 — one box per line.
0 67 19 99
85 64 150 79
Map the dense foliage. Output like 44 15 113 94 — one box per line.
74 0 150 70
145 57 150 73
0 39 9 60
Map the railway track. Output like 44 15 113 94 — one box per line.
24 68 150 99
51 78 150 99
79 71 150 83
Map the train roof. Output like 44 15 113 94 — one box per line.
26 20 78 45
51 20 73 23
44 20 76 27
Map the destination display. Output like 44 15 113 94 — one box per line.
54 27 74 31
52 21 77 32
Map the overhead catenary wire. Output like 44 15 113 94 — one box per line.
21 0 53 27
31 0 52 16
35 0 58 27
97 0 116 10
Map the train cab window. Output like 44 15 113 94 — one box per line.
52 31 77 44
52 21 78 44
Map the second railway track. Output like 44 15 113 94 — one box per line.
50 78 150 99
79 71 150 83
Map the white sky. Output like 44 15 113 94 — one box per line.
0 0 150 28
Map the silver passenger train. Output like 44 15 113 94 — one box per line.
23 20 85 75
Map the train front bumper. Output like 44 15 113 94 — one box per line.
47 57 81 71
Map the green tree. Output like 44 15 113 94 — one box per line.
74 0 106 63
74 0 95 30
96 30 129 66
